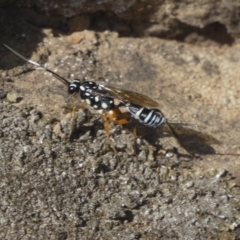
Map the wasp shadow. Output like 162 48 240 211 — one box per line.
128 121 219 156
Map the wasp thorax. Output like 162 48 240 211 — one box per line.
68 80 80 94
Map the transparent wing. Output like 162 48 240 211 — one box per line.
94 85 159 108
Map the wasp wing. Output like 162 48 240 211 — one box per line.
93 85 159 108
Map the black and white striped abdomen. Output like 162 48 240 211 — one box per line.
126 103 166 127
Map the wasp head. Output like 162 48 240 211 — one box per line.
68 79 81 94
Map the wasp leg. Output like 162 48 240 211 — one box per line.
70 103 86 134
102 111 117 154
113 116 138 158
61 94 87 136
101 109 131 154
105 109 140 155
115 112 138 155
115 113 138 154
132 126 138 154
61 99 86 138
62 94 82 113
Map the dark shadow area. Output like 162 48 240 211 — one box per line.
139 20 234 45
0 4 235 72
0 8 46 70
174 21 234 45
130 121 220 156
89 11 132 37
125 210 134 222
89 14 235 45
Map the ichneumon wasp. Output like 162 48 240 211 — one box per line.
4 44 194 156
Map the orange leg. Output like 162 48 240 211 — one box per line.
113 110 138 153
112 112 141 156
102 109 132 154
102 111 111 139
102 111 117 154
133 126 138 153
70 103 86 132
103 109 140 155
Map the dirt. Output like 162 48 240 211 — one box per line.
1 5 240 240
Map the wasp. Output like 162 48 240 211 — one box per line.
4 44 193 156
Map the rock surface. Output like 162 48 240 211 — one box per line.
1 2 240 239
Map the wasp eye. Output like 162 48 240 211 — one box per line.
68 84 78 94
68 80 80 94
68 83 79 94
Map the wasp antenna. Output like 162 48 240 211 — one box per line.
3 44 71 86
4 44 41 67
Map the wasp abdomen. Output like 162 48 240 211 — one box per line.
127 103 166 127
